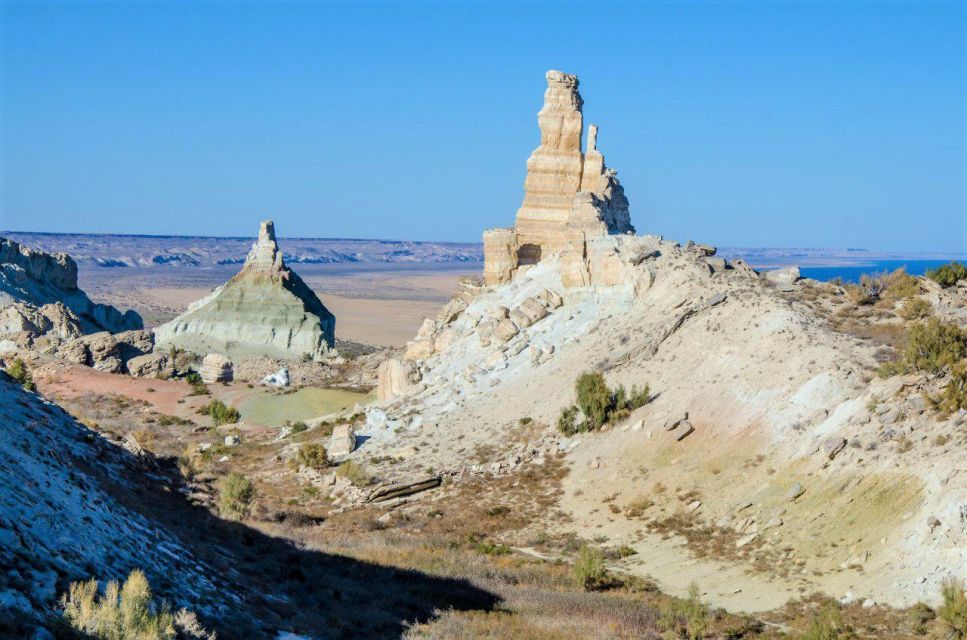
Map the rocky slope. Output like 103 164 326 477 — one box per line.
365 235 966 610
0 237 142 348
155 221 338 362
0 372 224 635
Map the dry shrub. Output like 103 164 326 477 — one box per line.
336 460 371 486
58 569 213 640
297 443 328 470
898 297 932 321
938 365 967 416
940 578 967 638
624 496 654 518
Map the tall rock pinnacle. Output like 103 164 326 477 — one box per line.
483 70 635 286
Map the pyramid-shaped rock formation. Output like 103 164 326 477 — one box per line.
155 220 336 361
483 70 635 286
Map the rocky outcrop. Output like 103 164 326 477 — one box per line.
154 220 337 362
0 236 142 338
483 71 635 287
51 329 155 374
377 357 422 401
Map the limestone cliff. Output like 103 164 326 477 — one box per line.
484 70 635 286
154 220 337 362
0 236 143 337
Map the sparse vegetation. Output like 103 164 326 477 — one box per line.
937 364 967 416
571 545 607 590
289 420 308 435
939 579 967 638
297 442 328 470
57 569 213 640
898 297 932 320
796 604 849 640
184 371 208 396
845 269 919 305
5 357 34 391
657 583 711 640
927 261 967 288
878 318 967 377
199 399 240 426
624 496 654 518
336 460 371 486
218 472 255 520
557 372 650 434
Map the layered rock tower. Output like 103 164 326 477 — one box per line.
483 70 634 285
155 220 337 362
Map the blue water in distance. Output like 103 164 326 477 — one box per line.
793 259 954 283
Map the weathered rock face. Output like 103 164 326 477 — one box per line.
0 236 142 336
483 70 636 287
154 221 337 362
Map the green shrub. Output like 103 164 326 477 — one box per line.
200 400 240 426
927 261 967 288
557 405 583 436
5 358 34 391
571 545 607 590
558 373 652 434
184 371 208 396
336 460 370 486
297 443 328 470
575 372 613 429
218 472 255 520
940 578 967 638
289 421 308 435
903 318 967 373
58 569 212 640
879 318 967 377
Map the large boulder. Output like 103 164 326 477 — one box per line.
328 424 356 457
199 353 233 383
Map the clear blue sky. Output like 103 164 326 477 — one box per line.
1 0 964 252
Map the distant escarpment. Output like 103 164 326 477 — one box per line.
2 231 484 269
155 220 338 362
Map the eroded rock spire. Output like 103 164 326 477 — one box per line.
483 70 636 286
